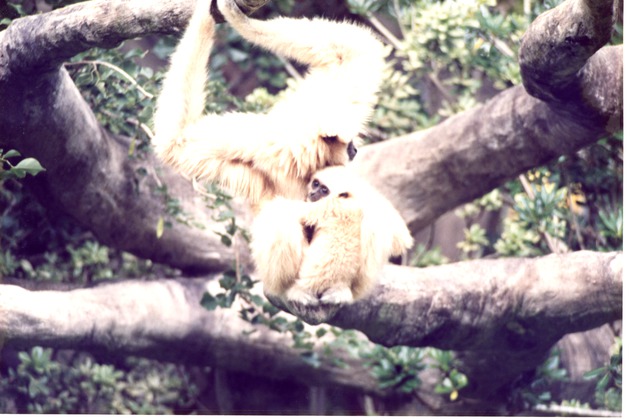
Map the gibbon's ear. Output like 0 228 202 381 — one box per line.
338 192 350 198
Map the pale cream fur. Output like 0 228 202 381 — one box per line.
251 166 414 305
153 0 387 211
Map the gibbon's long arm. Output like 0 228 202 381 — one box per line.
154 0 214 158
153 0 386 209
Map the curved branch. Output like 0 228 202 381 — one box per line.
519 0 616 103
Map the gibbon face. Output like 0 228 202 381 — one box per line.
308 177 351 202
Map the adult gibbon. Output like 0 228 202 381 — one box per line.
153 0 386 211
251 166 413 306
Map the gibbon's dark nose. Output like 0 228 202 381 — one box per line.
347 141 358 161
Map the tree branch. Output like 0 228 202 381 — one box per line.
519 0 616 104
0 251 621 399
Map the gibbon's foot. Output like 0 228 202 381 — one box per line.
319 287 354 305
286 284 319 306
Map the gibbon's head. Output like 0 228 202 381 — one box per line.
307 165 362 202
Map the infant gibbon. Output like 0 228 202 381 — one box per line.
153 0 386 211
251 166 413 306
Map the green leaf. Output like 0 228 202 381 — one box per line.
220 234 232 247
199 292 218 310
3 149 21 158
316 328 327 338
13 158 45 175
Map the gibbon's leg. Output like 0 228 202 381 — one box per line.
250 198 308 297
216 0 383 71
286 278 354 306
216 0 386 141
319 286 354 305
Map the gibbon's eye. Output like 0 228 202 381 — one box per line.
321 186 329 195
321 135 339 144
312 179 320 188
339 192 349 198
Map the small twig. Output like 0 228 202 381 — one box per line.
125 117 155 140
367 12 404 50
191 177 212 198
64 60 154 99
568 199 585 250
362 395 376 415
233 232 241 284
428 72 456 105
485 34 515 59
523 0 531 17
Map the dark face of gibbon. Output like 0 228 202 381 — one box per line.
308 179 350 202
321 136 357 161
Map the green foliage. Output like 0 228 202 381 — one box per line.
456 223 489 258
583 339 622 412
363 346 426 393
509 348 568 410
429 349 468 401
199 268 319 362
65 48 158 156
0 150 45 181
410 244 449 267
0 348 198 414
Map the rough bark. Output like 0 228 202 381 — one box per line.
0 251 621 401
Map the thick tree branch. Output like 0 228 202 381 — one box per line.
0 251 621 399
519 0 616 104
354 77 620 232
355 0 620 231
